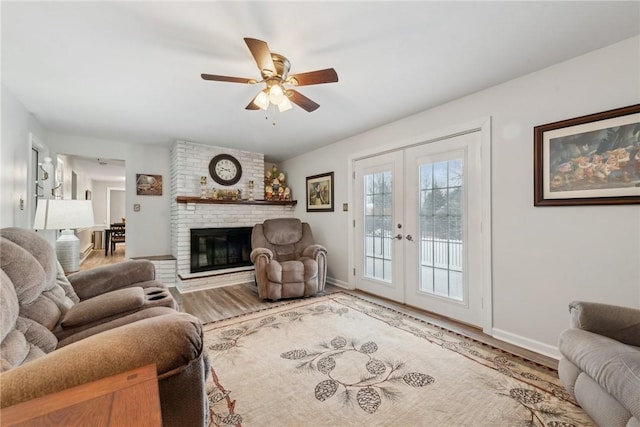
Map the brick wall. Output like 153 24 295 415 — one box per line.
150 258 177 286
170 140 265 200
170 141 295 292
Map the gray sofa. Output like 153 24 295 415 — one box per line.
0 227 209 426
558 301 640 427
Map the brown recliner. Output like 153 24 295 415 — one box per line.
0 227 210 427
250 218 327 301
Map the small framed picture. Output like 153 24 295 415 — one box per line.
533 104 640 206
85 190 92 200
136 174 163 196
306 172 334 212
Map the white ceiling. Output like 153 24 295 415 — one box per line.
3 1 639 162
70 156 126 182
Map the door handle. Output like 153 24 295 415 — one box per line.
406 235 414 241
392 234 403 240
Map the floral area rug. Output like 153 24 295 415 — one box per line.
203 292 593 426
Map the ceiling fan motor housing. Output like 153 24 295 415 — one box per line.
264 53 291 81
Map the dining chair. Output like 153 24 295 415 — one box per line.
109 223 126 255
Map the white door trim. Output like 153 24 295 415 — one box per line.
347 117 493 334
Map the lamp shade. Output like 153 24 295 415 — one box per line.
34 199 95 230
34 200 95 274
268 84 285 105
278 96 293 112
255 90 269 110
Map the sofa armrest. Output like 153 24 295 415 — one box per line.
302 244 327 259
568 301 640 347
0 312 204 408
251 249 275 299
250 247 273 264
558 328 640 420
67 260 157 300
302 244 328 291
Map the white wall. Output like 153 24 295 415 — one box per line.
109 189 125 224
281 36 640 357
47 134 171 257
1 85 47 228
91 180 123 227
58 155 94 201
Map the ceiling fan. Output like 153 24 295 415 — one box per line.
201 38 338 113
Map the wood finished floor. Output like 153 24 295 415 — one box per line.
79 247 126 270
80 249 557 370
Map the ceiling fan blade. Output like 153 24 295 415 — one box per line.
288 90 320 112
288 68 338 86
201 74 255 84
244 38 276 76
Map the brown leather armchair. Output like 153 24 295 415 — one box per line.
250 218 327 301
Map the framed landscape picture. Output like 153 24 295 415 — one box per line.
306 172 334 212
136 174 163 196
533 104 640 206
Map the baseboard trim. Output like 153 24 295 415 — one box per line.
492 328 560 361
326 277 352 289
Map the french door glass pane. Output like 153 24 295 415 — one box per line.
364 171 393 282
419 158 464 301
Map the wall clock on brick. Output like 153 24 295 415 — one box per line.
209 154 242 186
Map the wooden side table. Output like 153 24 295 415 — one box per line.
1 364 162 427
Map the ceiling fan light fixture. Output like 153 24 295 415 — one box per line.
278 96 293 112
202 38 338 113
268 83 285 105
254 90 269 110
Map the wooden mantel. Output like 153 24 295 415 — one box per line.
176 196 297 206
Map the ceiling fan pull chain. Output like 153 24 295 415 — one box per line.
266 104 277 126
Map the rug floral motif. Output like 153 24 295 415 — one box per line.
203 293 594 427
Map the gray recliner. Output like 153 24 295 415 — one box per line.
250 218 327 301
558 301 640 427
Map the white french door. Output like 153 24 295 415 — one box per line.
404 132 483 326
354 131 485 327
354 151 405 302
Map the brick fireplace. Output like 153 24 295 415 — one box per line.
170 141 295 292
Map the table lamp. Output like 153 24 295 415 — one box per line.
33 199 95 273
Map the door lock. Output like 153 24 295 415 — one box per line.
406 235 414 241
